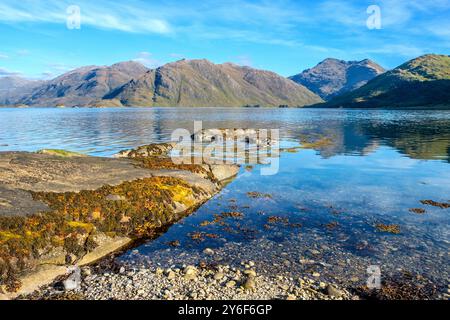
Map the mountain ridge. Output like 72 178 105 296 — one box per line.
289 58 385 100
314 54 450 109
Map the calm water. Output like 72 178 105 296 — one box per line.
1 107 449 291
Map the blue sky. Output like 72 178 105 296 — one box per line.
0 0 449 79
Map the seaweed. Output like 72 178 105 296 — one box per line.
375 224 401 234
0 176 207 291
420 200 450 209
409 208 426 214
246 192 272 199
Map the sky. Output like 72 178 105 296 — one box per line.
0 0 449 79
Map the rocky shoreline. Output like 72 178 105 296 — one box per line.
25 259 356 300
0 143 239 299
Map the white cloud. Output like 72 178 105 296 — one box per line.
0 0 171 34
0 53 9 59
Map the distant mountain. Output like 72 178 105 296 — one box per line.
0 76 44 105
15 61 149 107
289 58 385 100
315 54 450 109
104 59 322 107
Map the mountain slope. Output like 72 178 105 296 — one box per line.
315 54 450 108
16 61 148 107
289 58 385 100
0 76 44 105
105 59 322 107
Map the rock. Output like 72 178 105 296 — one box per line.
214 272 225 280
312 272 321 277
63 278 79 291
326 284 343 298
167 271 176 280
286 294 297 300
184 265 197 275
203 248 214 255
243 277 256 291
184 265 198 281
137 289 146 296
226 280 236 288
119 266 126 274
248 261 255 267
155 267 164 275
279 284 289 291
283 260 291 267
81 267 91 277
244 270 257 277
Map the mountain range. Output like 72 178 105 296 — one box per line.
317 54 450 109
0 59 322 108
0 54 449 108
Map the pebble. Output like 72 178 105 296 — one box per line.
203 248 214 255
81 267 91 277
214 272 225 280
243 277 256 291
312 272 321 278
244 270 257 277
226 280 236 288
326 284 343 298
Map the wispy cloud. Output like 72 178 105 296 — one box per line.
0 0 171 34
0 53 9 59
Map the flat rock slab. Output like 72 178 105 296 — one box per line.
0 152 234 217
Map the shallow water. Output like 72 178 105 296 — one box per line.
1 107 449 293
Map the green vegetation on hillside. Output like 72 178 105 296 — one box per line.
315 54 450 109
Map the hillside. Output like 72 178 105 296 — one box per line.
0 76 44 105
15 61 149 107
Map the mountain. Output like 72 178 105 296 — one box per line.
0 76 44 105
104 59 322 107
315 54 450 109
15 61 149 107
289 58 385 100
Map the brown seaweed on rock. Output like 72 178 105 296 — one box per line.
0 176 207 292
